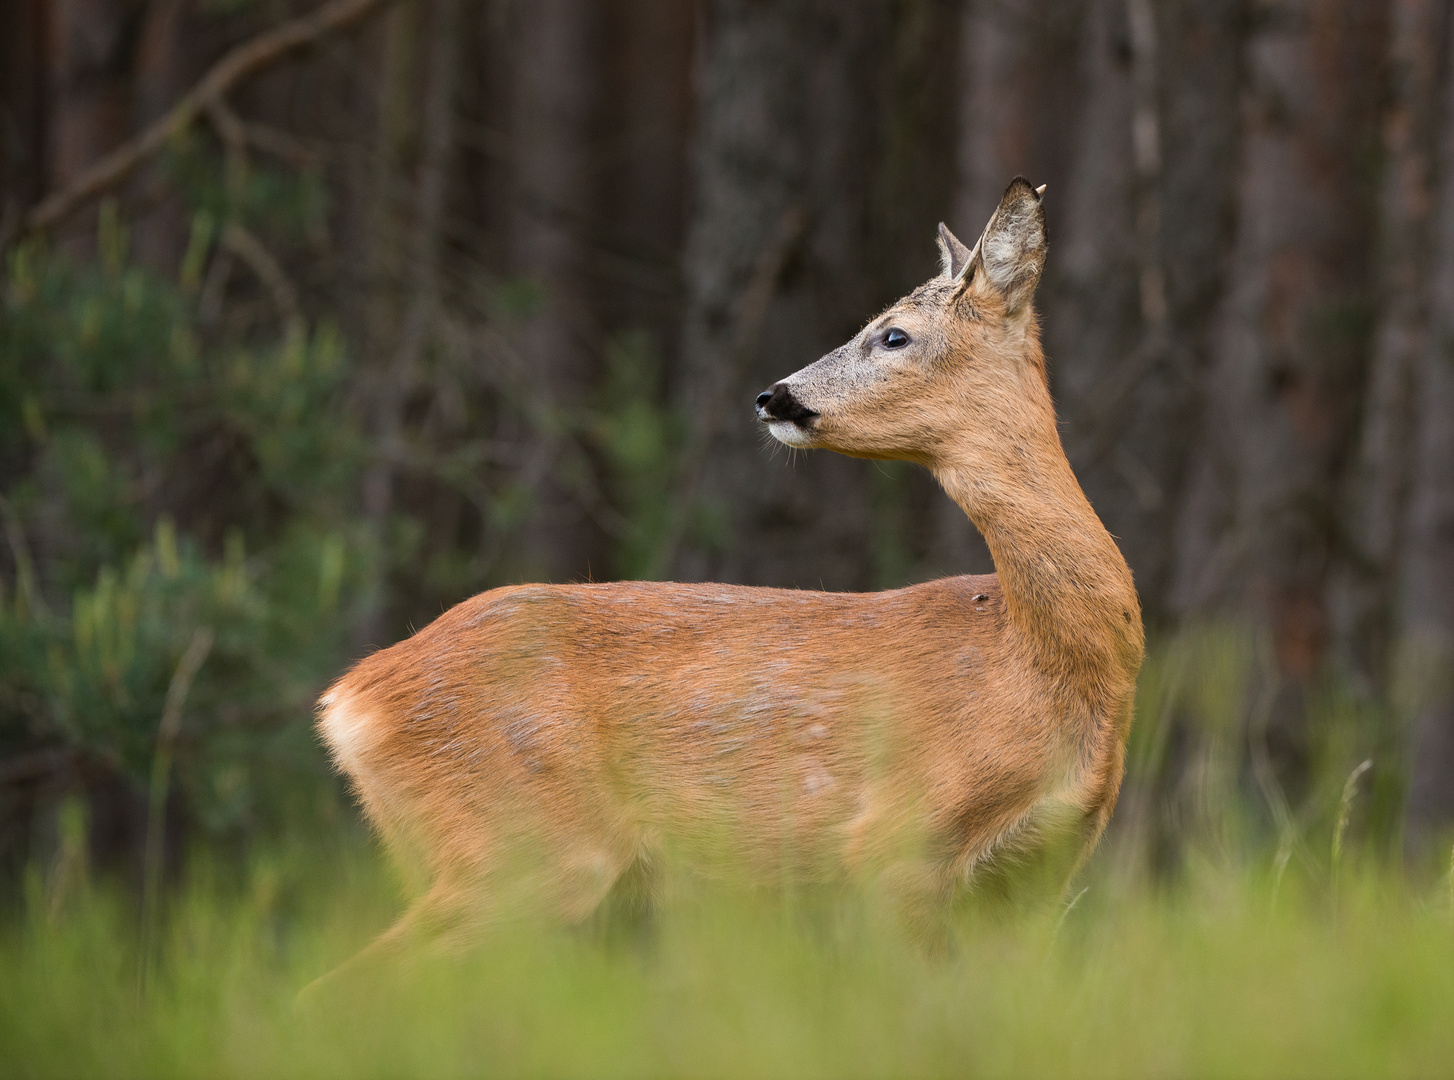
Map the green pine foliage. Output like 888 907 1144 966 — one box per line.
1 222 370 843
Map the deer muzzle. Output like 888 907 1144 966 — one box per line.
755 382 817 425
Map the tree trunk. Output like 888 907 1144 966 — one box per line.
355 0 461 647
1074 0 1242 624
1402 3 1454 842
594 0 698 354
0 0 47 234
1154 0 1245 619
504 0 607 583
1170 0 1390 791
129 0 192 271
46 0 135 255
663 0 893 590
1331 0 1449 692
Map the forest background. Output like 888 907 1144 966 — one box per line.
1 0 1453 905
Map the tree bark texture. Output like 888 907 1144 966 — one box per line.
666 0 957 590
1404 1 1454 837
1169 0 1390 795
1333 0 1449 691
1170 1 1388 663
46 0 136 257
1 0 48 233
503 0 609 583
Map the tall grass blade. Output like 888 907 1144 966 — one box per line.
1331 758 1373 879
140 626 214 993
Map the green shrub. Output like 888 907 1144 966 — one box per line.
1 233 371 845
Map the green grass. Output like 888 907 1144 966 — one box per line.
3 836 1452 1079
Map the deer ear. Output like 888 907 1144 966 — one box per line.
962 177 1047 312
936 222 973 281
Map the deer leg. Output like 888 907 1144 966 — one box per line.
294 879 484 1008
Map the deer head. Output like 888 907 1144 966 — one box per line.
755 177 1049 469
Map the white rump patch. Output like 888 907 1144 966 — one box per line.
317 689 377 775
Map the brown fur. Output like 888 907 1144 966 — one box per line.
318 178 1144 955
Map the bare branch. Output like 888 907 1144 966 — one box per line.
204 99 250 205
208 94 325 171
21 0 389 236
221 222 304 333
140 627 215 992
241 120 325 170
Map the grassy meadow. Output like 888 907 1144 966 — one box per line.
2 831 1452 1079
5 626 1454 1080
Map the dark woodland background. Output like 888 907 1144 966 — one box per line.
1 0 1452 886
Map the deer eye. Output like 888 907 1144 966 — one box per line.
883 327 910 349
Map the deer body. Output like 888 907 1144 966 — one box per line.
319 179 1143 950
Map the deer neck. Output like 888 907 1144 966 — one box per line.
930 386 1142 701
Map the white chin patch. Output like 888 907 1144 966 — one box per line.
767 420 815 448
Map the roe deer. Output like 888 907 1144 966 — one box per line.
318 178 1144 958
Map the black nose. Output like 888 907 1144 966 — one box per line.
755 382 816 422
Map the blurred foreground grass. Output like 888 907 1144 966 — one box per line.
2 831 1452 1079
